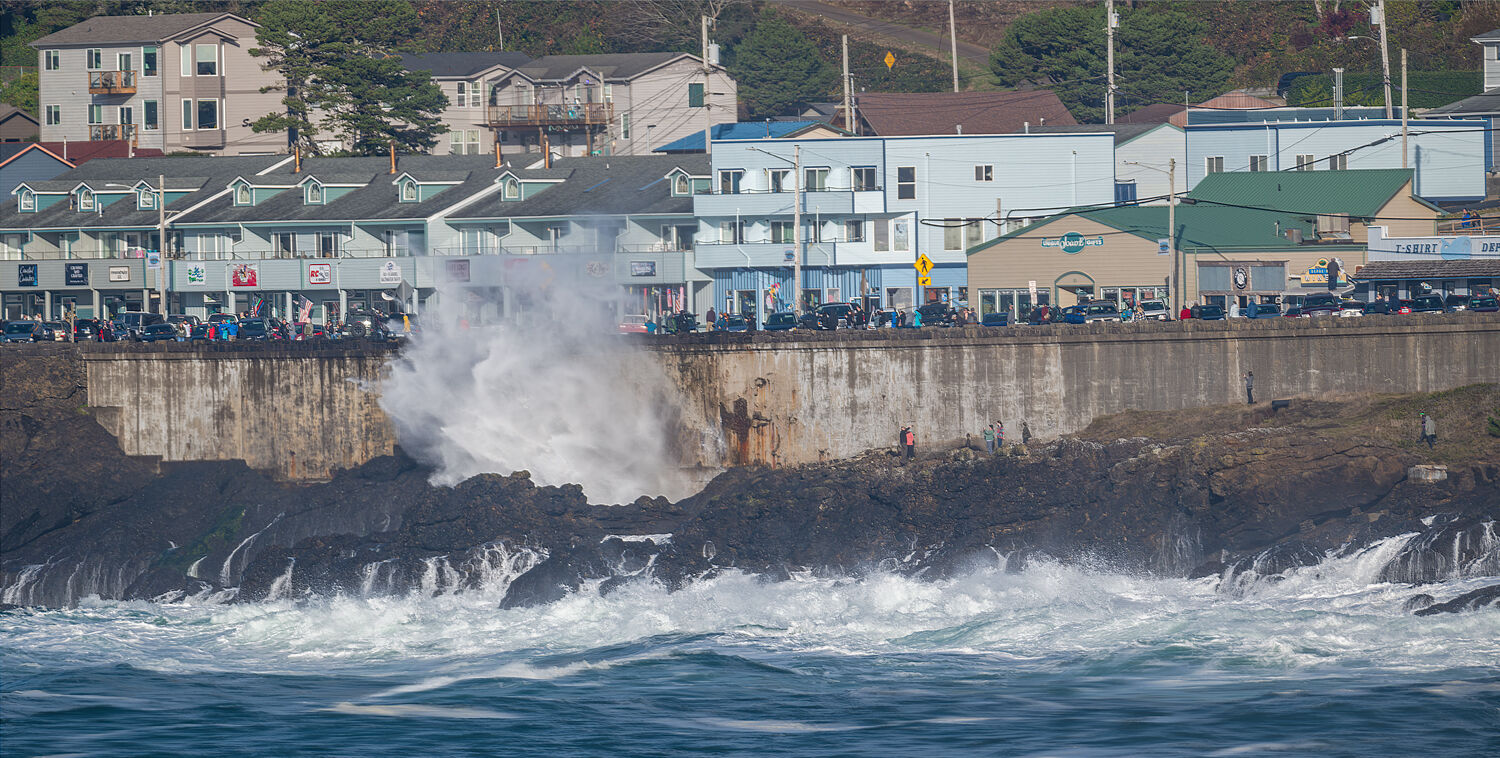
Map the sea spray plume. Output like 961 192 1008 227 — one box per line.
379 278 697 504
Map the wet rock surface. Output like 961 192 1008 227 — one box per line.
3 349 1497 609
1412 584 1500 616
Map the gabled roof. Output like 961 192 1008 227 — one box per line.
1021 122 1176 145
969 202 1315 256
29 12 253 47
1472 29 1500 41
0 143 73 171
516 53 689 81
1187 169 1425 217
296 174 376 187
1119 103 1185 125
398 52 533 78
33 140 166 164
854 90 1076 136
451 155 707 220
0 104 38 125
1421 88 1500 117
653 121 841 153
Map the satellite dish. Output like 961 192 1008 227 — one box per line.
380 291 396 301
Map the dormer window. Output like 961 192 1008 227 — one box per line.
400 180 418 202
139 189 156 209
673 174 690 196
19 190 35 212
78 189 95 212
306 182 324 205
503 177 520 200
235 184 252 206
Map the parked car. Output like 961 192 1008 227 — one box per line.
1190 304 1226 320
135 323 179 343
73 318 106 341
40 321 72 341
1362 300 1408 316
980 311 1011 326
208 313 237 325
1409 294 1446 314
166 314 200 338
1057 305 1085 322
1026 305 1055 325
188 323 214 341
813 302 858 330
1282 306 1308 318
617 315 649 334
290 321 327 340
1065 300 1123 324
1244 302 1282 319
1301 293 1341 317
1137 300 1170 321
117 310 165 338
1337 300 1365 318
2 321 44 343
915 301 956 327
717 314 749 332
763 311 798 331
1467 295 1499 313
1444 294 1471 312
237 318 273 341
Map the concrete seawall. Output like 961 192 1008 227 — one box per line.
50 315 1500 479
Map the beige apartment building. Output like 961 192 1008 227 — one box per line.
402 52 737 158
30 12 285 156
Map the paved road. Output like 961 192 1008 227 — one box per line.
779 0 992 69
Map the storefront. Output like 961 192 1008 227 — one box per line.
0 259 153 320
1195 261 1289 311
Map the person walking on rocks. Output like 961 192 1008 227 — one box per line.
983 424 996 455
1420 412 1437 449
1243 371 1255 404
902 426 916 461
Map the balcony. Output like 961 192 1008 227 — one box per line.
695 241 839 269
88 70 136 94
695 189 861 218
88 124 136 142
486 103 613 128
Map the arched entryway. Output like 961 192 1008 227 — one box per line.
1054 271 1096 307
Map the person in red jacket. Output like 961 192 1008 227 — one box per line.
1179 304 1193 320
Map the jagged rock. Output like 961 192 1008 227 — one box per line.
1403 593 1436 612
1413 584 1500 616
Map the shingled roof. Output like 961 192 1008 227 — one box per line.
1022 123 1171 145
30 13 250 46
854 91 1076 136
517 53 688 81
398 52 533 78
1355 259 1500 279
451 155 706 220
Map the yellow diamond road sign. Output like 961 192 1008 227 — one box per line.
884 51 896 70
914 253 934 276
918 276 932 286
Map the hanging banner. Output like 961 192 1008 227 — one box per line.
230 263 259 287
65 262 89 286
17 264 37 287
307 263 333 286
379 260 402 285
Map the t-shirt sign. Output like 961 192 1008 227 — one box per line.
65 262 88 286
18 264 38 287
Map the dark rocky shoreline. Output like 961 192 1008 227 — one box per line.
2 350 1496 612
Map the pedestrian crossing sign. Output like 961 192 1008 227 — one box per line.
918 276 932 286
914 254 934 276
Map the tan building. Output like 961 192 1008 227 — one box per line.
30 13 285 156
966 169 1441 317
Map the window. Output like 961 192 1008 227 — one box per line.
318 233 340 258
1328 154 1348 170
459 229 490 256
453 82 466 107
44 51 59 70
770 221 794 244
181 45 193 77
449 130 481 155
143 100 158 131
893 219 909 251
845 220 864 242
1249 155 1269 172
139 189 155 209
88 105 103 125
897 166 915 199
79 189 95 212
1205 156 1224 174
196 44 218 76
1295 154 1315 171
873 219 889 251
181 99 194 130
965 218 983 248
450 131 465 154
804 167 828 191
273 233 296 258
118 106 133 127
45 105 61 126
118 53 132 72
19 190 34 212
142 46 157 76
768 168 790 193
975 165 994 182
673 174 690 196
603 84 613 103
851 166 876 191
719 220 745 244
306 183 323 204
944 218 963 250
466 130 479 153
621 113 630 139
718 169 743 195
688 82 705 108
87 49 103 69
197 99 219 130
400 180 417 202
503 177 520 199
234 184 252 205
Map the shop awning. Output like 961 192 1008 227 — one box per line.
1353 259 1500 280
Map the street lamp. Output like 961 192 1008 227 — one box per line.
1124 159 1179 313
1341 33 1394 119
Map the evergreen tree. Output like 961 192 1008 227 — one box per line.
989 5 1233 123
249 0 446 154
729 12 836 118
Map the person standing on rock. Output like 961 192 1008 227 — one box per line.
1244 371 1255 404
983 424 996 455
1420 412 1437 449
903 426 916 461
996 421 1004 452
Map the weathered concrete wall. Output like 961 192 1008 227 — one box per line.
82 344 398 481
65 316 1500 479
651 315 1500 468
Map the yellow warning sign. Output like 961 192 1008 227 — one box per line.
884 51 896 70
918 276 932 286
914 253 934 276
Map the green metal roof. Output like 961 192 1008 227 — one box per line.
1187 168 1416 217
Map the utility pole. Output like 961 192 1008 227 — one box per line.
948 0 959 93
1168 158 1177 316
1106 0 1117 124
1374 0 1393 119
1401 48 1409 168
156 174 167 316
793 144 802 317
701 15 713 156
495 9 503 50
842 34 853 134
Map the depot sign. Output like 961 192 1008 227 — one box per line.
1041 231 1105 254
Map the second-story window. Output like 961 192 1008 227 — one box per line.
503 178 520 200
400 181 418 202
197 99 219 130
19 190 34 212
45 105 60 125
975 165 994 181
1250 155 1269 172
306 183 323 204
897 166 916 199
139 189 155 209
673 175 690 196
1328 154 1348 170
196 44 218 76
804 168 828 192
454 82 467 108
118 53 132 73
688 82 705 108
86 49 103 69
143 100 158 131
770 221 793 244
1205 156 1224 174
44 51 59 70
851 166 876 191
78 189 95 212
235 184 252 205
88 105 103 124
718 169 742 195
142 46 157 76
768 169 789 193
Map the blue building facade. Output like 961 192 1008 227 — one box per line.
693 133 1116 323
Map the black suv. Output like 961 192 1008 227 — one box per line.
1408 294 1446 314
812 302 857 330
915 301 956 326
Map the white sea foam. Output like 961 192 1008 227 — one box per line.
322 702 514 719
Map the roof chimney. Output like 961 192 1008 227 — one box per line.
293 144 301 173
388 140 396 175
1023 122 1029 134
956 124 962 135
